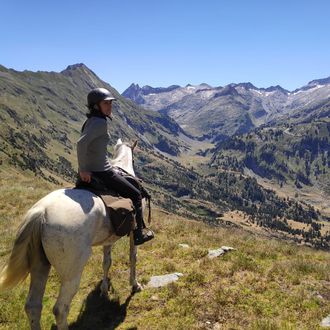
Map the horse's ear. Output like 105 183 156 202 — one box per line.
131 140 138 150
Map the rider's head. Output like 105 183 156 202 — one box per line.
86 88 116 118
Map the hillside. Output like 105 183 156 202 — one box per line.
2 63 329 248
206 119 330 246
209 120 330 200
0 63 223 221
0 63 191 171
0 171 329 329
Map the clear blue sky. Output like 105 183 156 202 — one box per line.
1 0 330 92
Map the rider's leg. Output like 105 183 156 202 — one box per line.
92 169 154 244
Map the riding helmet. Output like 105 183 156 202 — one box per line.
87 88 116 109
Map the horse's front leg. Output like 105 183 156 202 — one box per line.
129 231 143 293
100 245 113 297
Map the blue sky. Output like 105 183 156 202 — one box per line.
1 0 330 92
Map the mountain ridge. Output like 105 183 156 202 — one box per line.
122 75 330 142
122 75 330 97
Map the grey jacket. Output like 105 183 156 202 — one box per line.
76 116 113 172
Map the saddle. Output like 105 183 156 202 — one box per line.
73 168 151 237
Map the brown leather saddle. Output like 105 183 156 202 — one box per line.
73 169 151 237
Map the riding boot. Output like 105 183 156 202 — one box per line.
133 204 154 245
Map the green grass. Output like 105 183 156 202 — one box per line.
0 170 329 329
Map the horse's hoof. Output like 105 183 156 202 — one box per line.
100 289 108 298
100 280 109 297
132 282 143 293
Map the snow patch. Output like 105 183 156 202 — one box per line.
292 90 304 96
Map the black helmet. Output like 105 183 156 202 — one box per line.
87 88 116 109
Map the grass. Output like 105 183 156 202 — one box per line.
0 170 329 329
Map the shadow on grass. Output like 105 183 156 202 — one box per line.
54 281 135 330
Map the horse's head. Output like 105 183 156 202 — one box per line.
111 139 138 176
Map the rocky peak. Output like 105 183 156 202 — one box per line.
143 85 181 95
307 76 330 86
230 82 257 90
199 83 212 89
60 63 98 79
122 84 181 102
213 85 239 98
262 85 289 94
124 83 141 93
60 63 103 90
122 83 145 104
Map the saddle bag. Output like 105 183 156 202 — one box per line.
74 176 136 237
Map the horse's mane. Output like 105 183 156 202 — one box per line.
110 141 135 176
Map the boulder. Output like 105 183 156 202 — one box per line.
178 243 190 248
208 246 235 259
321 314 330 327
147 272 183 288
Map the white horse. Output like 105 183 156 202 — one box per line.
0 138 145 330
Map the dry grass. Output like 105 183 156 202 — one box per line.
0 169 329 329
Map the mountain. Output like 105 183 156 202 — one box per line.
0 62 219 220
1 63 329 248
0 63 251 222
208 118 330 223
0 62 191 169
122 78 330 142
122 83 181 104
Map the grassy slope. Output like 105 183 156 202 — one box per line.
0 170 329 329
0 64 228 222
0 64 189 174
1 64 328 248
209 120 330 218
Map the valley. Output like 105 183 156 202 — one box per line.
0 63 329 249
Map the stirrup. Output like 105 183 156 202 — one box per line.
133 228 154 245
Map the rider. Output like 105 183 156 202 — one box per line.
76 87 155 245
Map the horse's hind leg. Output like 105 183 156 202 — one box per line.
51 249 91 330
100 245 113 297
129 231 142 293
25 258 50 330
53 273 82 330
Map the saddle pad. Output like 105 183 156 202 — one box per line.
99 194 136 237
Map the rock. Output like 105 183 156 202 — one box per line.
221 246 235 252
147 272 183 288
208 246 235 259
321 314 330 327
208 248 225 258
178 243 190 248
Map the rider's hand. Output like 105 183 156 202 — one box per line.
79 171 92 183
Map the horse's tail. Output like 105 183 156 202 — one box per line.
0 206 47 291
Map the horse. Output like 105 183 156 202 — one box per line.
0 138 146 330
